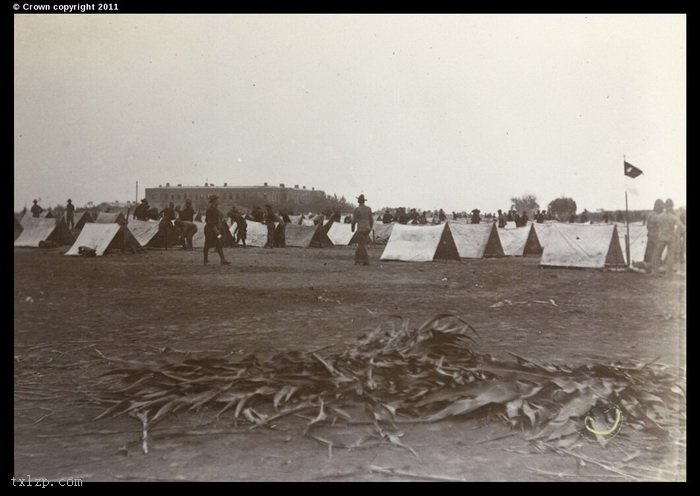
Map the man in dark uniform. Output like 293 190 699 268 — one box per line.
233 211 248 247
251 205 264 223
471 209 481 224
521 211 529 226
174 219 197 250
351 194 373 265
203 195 231 265
65 199 75 229
30 199 43 218
159 202 177 250
264 204 279 248
134 198 150 221
180 198 195 222
331 207 341 223
497 209 507 228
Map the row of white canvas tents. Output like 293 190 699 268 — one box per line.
15 209 637 269
379 223 535 262
20 210 95 230
378 221 630 269
15 211 94 247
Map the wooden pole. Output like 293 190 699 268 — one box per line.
623 152 631 267
625 191 631 267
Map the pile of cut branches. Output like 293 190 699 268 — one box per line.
93 314 685 454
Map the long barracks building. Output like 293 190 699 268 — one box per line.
144 182 327 212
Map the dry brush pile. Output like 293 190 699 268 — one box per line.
93 314 685 456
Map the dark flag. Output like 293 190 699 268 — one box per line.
624 161 643 178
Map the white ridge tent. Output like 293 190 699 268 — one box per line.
616 223 648 265
14 215 23 239
192 221 207 248
95 212 128 225
539 223 626 269
72 211 94 230
380 223 460 262
285 224 333 248
20 212 35 227
127 220 162 247
229 220 269 248
371 222 395 245
14 217 74 247
326 222 355 246
498 224 543 256
533 222 557 248
65 223 142 256
448 223 504 258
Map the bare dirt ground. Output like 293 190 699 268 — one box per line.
13 245 686 482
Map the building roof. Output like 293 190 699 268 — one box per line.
148 184 322 191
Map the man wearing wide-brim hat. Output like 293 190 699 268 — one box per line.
203 195 231 265
65 198 75 230
133 197 150 221
351 194 373 265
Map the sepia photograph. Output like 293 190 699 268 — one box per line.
13 9 685 482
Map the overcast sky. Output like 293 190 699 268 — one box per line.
14 14 685 213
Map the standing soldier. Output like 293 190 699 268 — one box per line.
651 199 685 276
351 194 373 266
233 211 248 248
174 219 197 251
497 209 507 228
643 199 664 268
179 198 195 222
158 201 177 250
134 198 150 221
65 199 75 229
264 204 279 248
203 195 231 265
471 208 481 224
30 199 43 218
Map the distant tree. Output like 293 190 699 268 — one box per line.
547 197 577 221
510 194 540 219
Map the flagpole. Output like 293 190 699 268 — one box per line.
624 155 631 267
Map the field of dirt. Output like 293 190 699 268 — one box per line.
13 245 686 482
